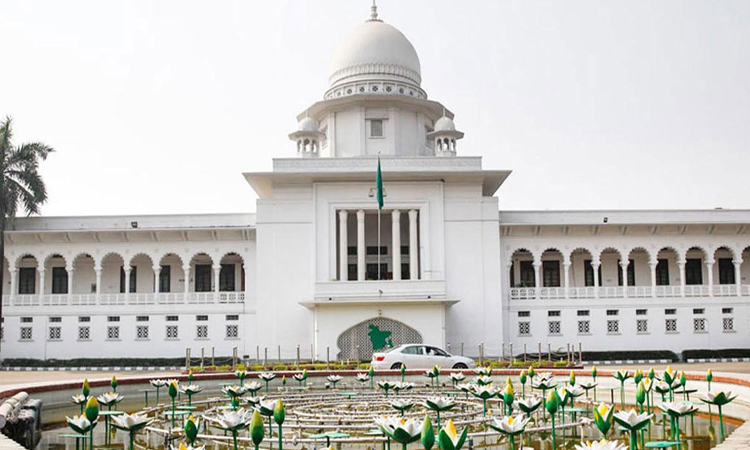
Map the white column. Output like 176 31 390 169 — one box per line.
592 262 600 299
123 267 131 298
533 262 541 299
734 260 742 297
9 269 17 300
338 210 348 281
67 268 74 300
649 261 657 298
357 210 365 281
409 209 418 280
183 265 191 300
677 261 686 296
563 262 570 299
706 261 714 297
621 261 629 298
95 269 102 300
392 209 401 281
153 266 161 293
213 264 221 300
38 269 45 301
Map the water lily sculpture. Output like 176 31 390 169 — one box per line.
71 394 87 414
660 367 677 401
554 386 570 426
470 384 500 416
249 409 265 450
613 409 652 450
423 397 456 428
179 384 203 406
574 440 627 450
702 391 737 440
613 370 632 408
184 414 200 446
258 372 276 393
244 381 263 395
475 375 493 386
662 401 698 442
207 408 254 450
437 419 468 450
293 370 307 387
327 374 343 389
96 391 124 442
516 396 542 415
450 372 465 387
390 399 415 416
376 416 423 450
393 381 416 394
356 372 370 387
257 399 277 438
235 370 248 384
67 413 96 450
378 380 397 397
592 403 614 439
489 414 529 450
578 381 597 405
170 444 205 450
111 413 153 450
474 365 492 376
150 379 168 404
222 385 247 399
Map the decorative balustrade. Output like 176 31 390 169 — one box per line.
510 284 748 300
3 291 246 308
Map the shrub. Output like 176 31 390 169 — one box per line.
249 364 266 371
553 360 568 367
235 363 246 371
272 364 288 371
682 348 750 360
358 363 371 370
581 350 678 362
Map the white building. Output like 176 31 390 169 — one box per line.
2 6 749 363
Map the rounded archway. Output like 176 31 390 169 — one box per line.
337 317 423 360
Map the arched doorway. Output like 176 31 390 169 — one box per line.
337 317 423 360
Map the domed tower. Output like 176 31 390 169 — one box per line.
289 3 463 158
427 115 464 157
288 116 326 158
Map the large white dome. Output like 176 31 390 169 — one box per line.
328 19 421 90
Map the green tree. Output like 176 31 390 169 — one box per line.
0 117 54 355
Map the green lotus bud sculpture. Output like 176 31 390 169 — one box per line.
438 419 468 450
82 379 91 398
545 391 559 449
169 381 179 426
250 409 265 450
401 364 407 382
706 369 713 391
110 376 118 392
273 399 285 450
569 371 576 386
593 403 613 439
84 396 99 450
421 416 435 450
519 370 527 397
184 414 199 446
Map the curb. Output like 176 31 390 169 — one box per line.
0 366 181 372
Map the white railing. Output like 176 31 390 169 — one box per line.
742 285 750 296
13 295 38 306
99 293 126 305
712 285 737 297
626 286 652 298
42 294 68 306
598 286 624 298
315 279 446 301
70 294 97 306
128 293 155 305
157 293 185 304
568 287 596 299
219 292 245 303
509 287 536 300
655 286 681 298
684 285 710 297
539 287 565 300
188 292 216 304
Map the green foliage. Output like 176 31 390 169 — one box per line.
682 348 750 359
581 350 679 362
553 360 569 367
272 364 287 371
235 363 247 371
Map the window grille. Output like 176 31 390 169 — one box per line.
166 316 179 322
20 327 33 341
107 326 120 340
607 320 619 334
548 321 561 335
226 325 239 339
636 309 648 316
665 318 677 333
48 327 61 340
21 317 33 323
226 315 239 321
136 325 149 340
693 318 707 333
722 308 733 314
665 309 676 315
636 319 648 334
166 325 179 340
518 311 530 317
136 316 149 322
577 320 590 334
49 316 62 323
196 325 208 339
518 322 530 336
722 317 734 332
606 310 619 316
548 310 561 317
107 316 120 322
78 326 90 340
196 315 208 321
693 308 704 315
577 310 589 316
79 316 90 322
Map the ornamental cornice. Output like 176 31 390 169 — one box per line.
272 156 482 173
329 62 422 87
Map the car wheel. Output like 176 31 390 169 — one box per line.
391 363 404 370
452 363 468 369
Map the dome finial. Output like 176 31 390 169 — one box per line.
369 0 380 21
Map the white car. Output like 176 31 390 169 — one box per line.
371 344 476 370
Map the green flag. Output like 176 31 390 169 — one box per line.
376 156 384 210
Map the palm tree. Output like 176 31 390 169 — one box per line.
0 116 54 355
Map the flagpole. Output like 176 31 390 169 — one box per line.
377 207 381 280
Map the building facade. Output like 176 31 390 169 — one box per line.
2 7 748 362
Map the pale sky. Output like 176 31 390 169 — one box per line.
2 0 748 217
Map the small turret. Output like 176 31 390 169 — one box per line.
289 117 326 158
427 115 464 157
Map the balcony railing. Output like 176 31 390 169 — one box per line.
314 279 446 302
510 284 748 300
5 292 246 307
